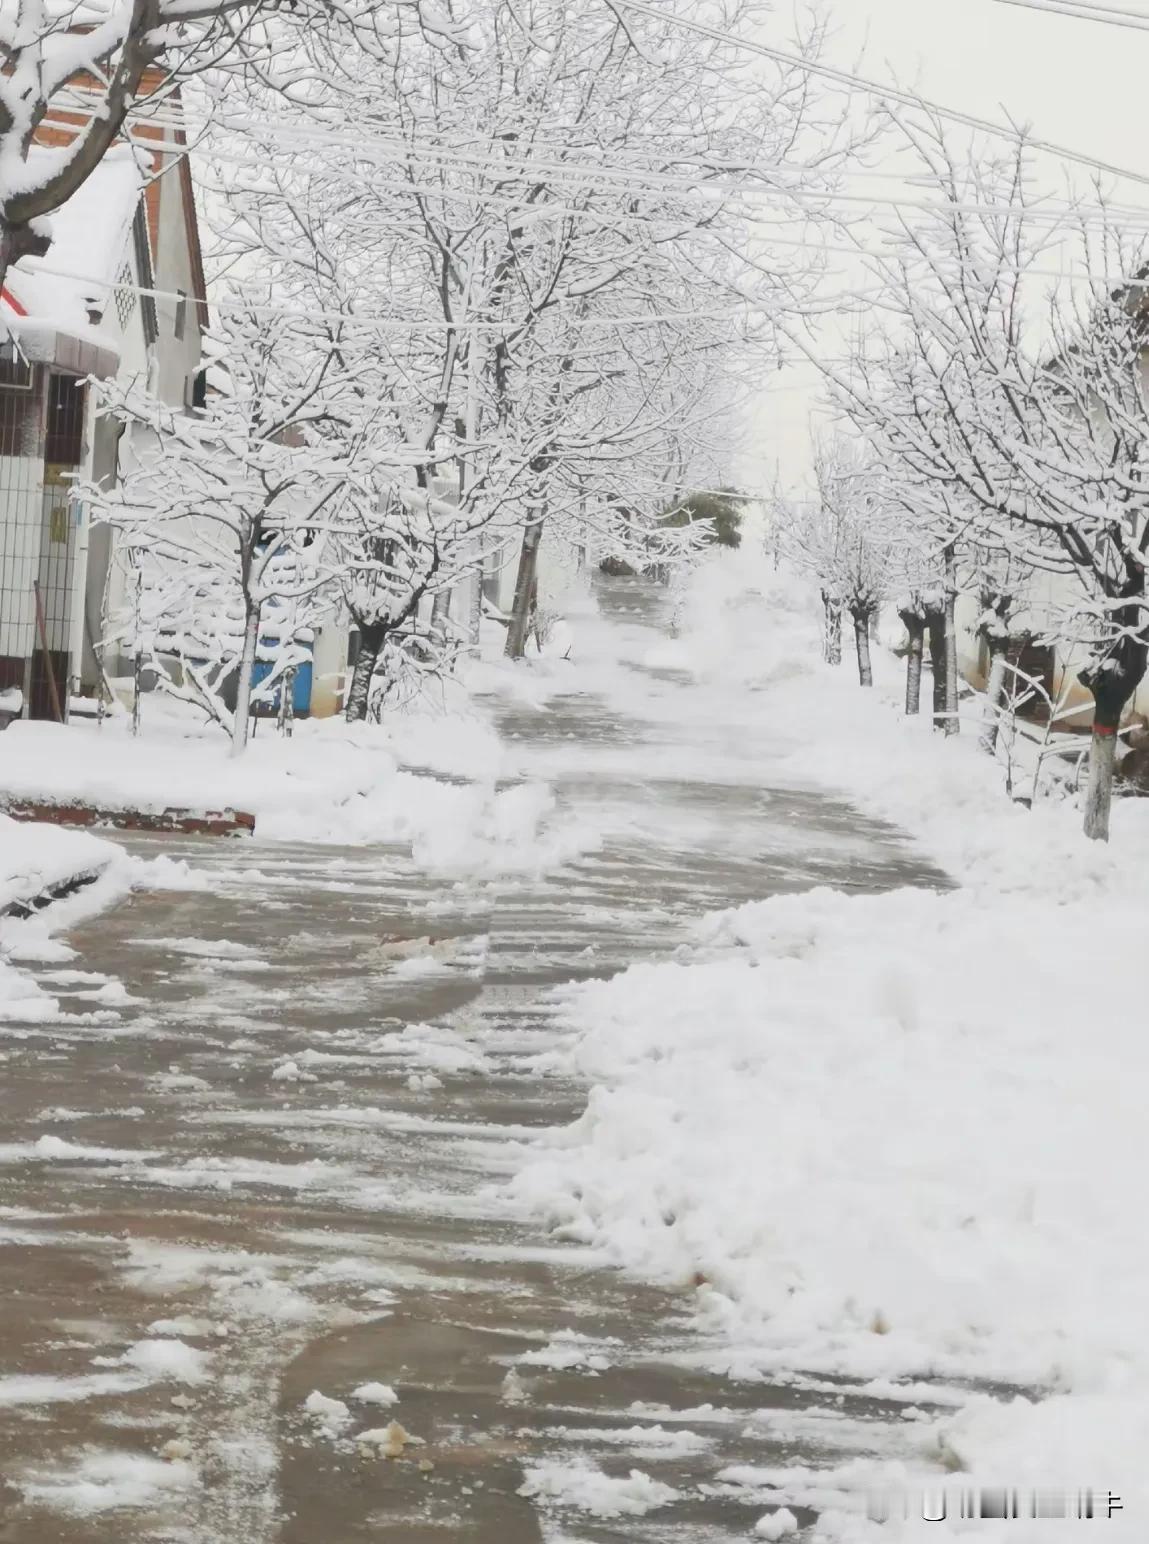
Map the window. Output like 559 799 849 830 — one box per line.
174 289 187 340
0 347 32 391
44 374 85 467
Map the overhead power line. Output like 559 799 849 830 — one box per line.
993 0 1149 27
606 0 1149 189
71 89 1149 233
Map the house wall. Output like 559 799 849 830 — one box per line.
482 522 575 618
53 99 210 697
149 160 207 409
78 266 153 692
310 619 349 719
0 366 98 716
482 528 520 615
953 565 1149 730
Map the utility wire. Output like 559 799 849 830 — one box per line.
52 94 1149 233
993 0 1149 27
606 0 1149 189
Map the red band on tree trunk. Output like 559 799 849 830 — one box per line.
1093 723 1119 737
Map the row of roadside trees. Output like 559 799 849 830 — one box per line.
72 0 849 750
776 112 1149 843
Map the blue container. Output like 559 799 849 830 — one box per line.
251 657 313 716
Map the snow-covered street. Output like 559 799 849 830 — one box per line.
8 0 1149 1537
0 580 948 1542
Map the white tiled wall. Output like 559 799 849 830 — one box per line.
0 452 45 658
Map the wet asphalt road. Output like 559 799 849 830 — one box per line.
0 580 949 1542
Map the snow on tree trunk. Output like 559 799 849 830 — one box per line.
1081 662 1137 839
900 613 924 715
344 624 386 723
1078 607 1147 842
979 639 1009 756
505 518 543 660
230 601 262 758
1083 725 1119 843
279 666 296 739
822 592 842 665
852 608 873 686
132 647 143 738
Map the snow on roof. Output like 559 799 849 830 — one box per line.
3 145 144 336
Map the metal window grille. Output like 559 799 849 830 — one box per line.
114 264 136 331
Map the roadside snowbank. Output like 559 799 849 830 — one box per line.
515 883 1148 1393
642 549 1149 896
511 550 1149 1538
0 815 118 913
0 701 591 878
0 813 140 1020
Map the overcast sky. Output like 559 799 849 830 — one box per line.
832 0 1148 181
750 0 1149 491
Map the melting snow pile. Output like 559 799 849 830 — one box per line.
0 709 595 878
21 1451 197 1515
519 1459 676 1518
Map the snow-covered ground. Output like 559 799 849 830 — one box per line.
511 551 1149 1540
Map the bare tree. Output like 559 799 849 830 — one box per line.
809 115 1149 838
88 291 357 753
779 439 892 688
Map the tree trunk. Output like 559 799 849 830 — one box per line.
278 665 295 739
979 638 1009 756
822 591 842 665
344 623 386 723
852 608 873 686
943 545 960 737
1079 597 1148 842
131 566 143 738
1083 723 1119 843
505 518 543 660
230 600 261 758
900 613 924 715
926 608 947 730
132 648 143 738
1081 679 1137 843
